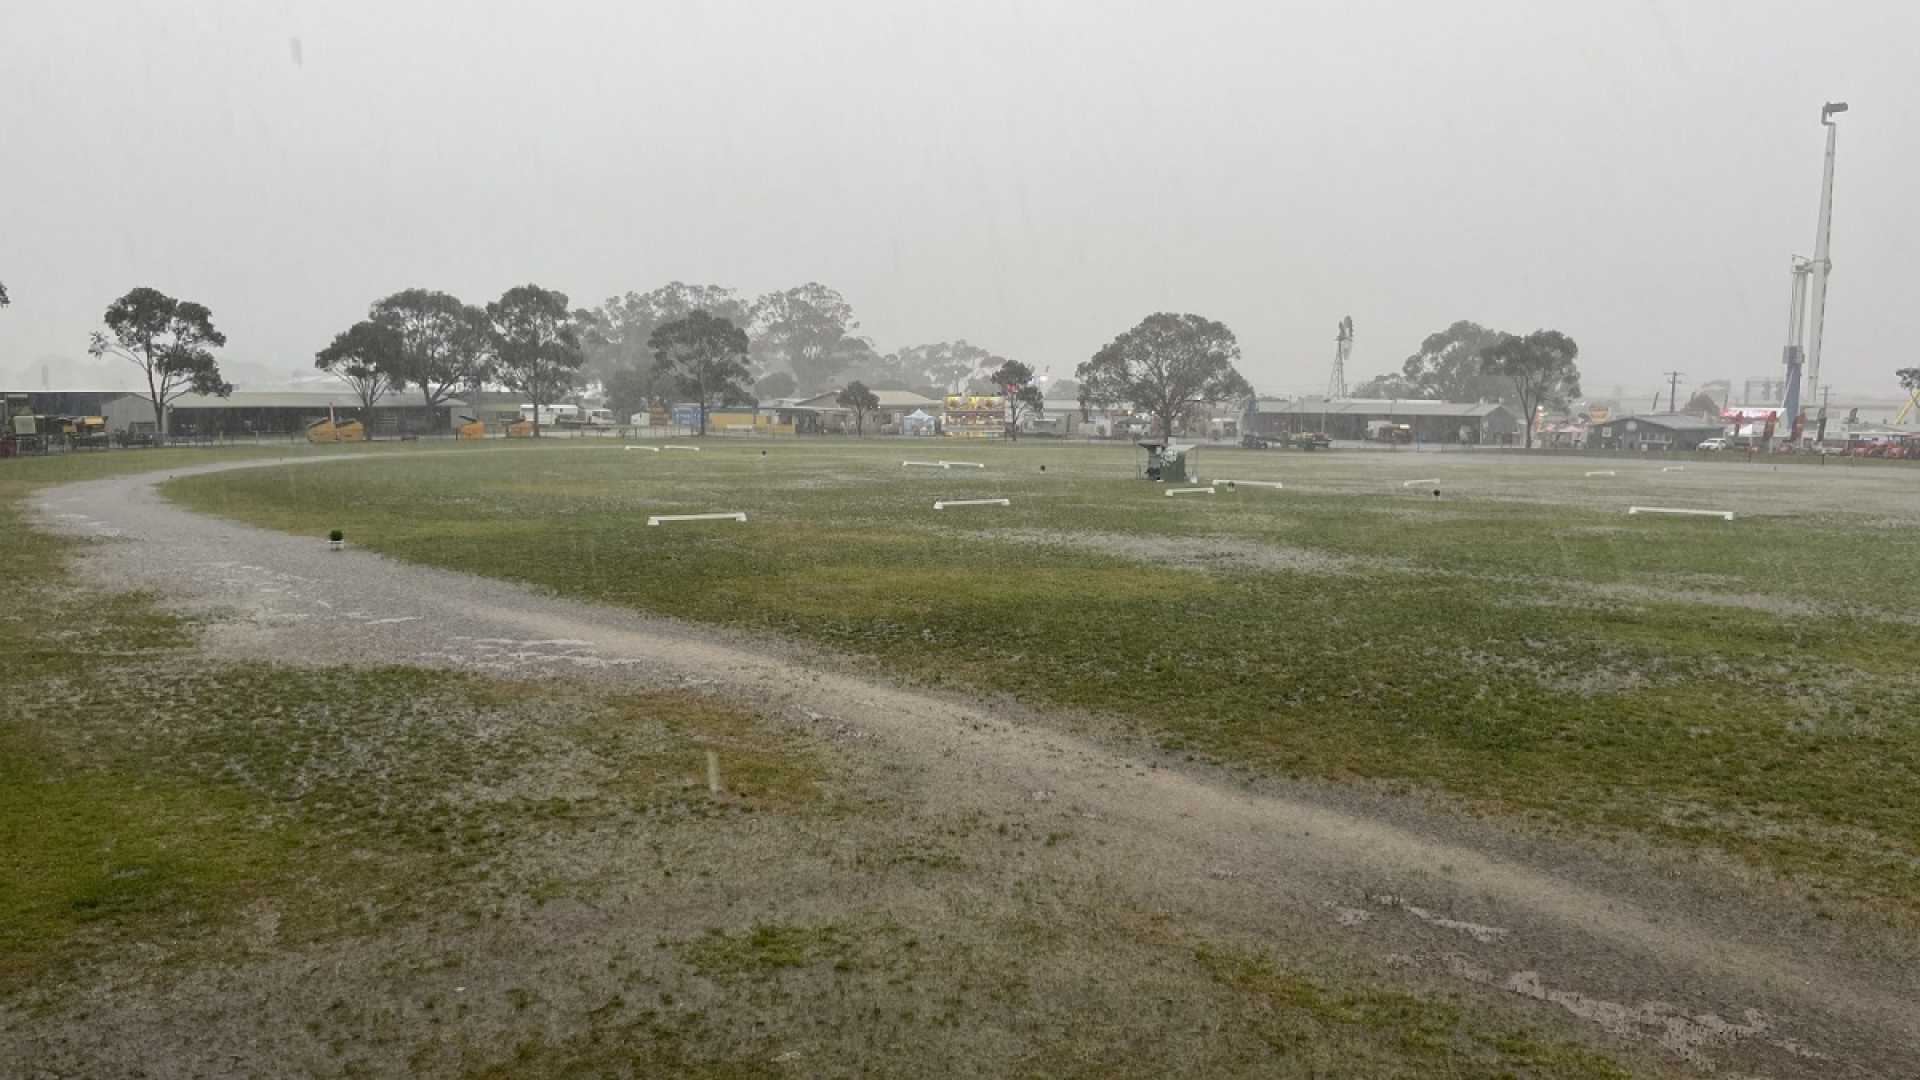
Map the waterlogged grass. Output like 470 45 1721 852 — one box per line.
1191 945 1633 1079
163 442 1920 917
0 446 831 993
4 445 1651 1078
461 932 1643 1080
1 652 828 993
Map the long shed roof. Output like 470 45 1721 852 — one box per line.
1252 399 1512 419
1592 412 1725 433
166 391 467 410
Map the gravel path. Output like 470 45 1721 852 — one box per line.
27 460 1920 1077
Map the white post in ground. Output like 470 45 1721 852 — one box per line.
647 512 748 526
1628 506 1734 521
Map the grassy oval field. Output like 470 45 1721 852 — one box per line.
165 440 1920 921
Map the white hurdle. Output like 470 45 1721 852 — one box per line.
902 460 947 469
647 512 747 526
1165 487 1216 497
663 444 701 452
624 445 661 452
1660 465 1685 472
1628 506 1733 521
933 498 1010 510
1401 478 1441 487
1211 478 1284 489
939 461 986 469
1585 470 1615 477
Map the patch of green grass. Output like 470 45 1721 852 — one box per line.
1193 945 1633 1079
165 442 1920 916
0 723 300 986
678 922 858 979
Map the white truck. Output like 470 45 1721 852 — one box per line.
518 405 613 428
519 404 578 427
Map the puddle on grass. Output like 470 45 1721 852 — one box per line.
969 528 1390 576
1442 955 1820 1067
1451 646 1659 696
1369 894 1509 943
1321 902 1373 927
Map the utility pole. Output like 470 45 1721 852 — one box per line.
1664 370 1685 413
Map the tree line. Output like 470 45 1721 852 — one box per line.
1351 320 1581 448
31 272 1920 447
79 282 769 438
73 280 1260 442
71 278 1625 449
311 284 792 437
579 281 1030 420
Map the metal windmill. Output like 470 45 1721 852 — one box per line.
1328 316 1353 400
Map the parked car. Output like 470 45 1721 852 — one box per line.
1696 438 1728 451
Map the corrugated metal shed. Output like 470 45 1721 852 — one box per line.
1591 413 1724 434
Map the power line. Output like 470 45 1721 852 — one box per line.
1663 370 1685 413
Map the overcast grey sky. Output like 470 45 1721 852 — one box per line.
3 0 1915 401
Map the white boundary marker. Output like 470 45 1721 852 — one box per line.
902 460 947 469
1628 506 1733 521
1165 487 1216 497
939 460 986 469
933 498 1010 510
624 445 661 452
663 444 701 452
647 512 747 526
1585 470 1615 477
1211 478 1284 489
1401 478 1441 487
1660 465 1685 472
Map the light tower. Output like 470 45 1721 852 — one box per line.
1785 101 1846 439
1328 316 1353 399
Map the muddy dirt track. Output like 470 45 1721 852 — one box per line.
17 458 1920 1078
